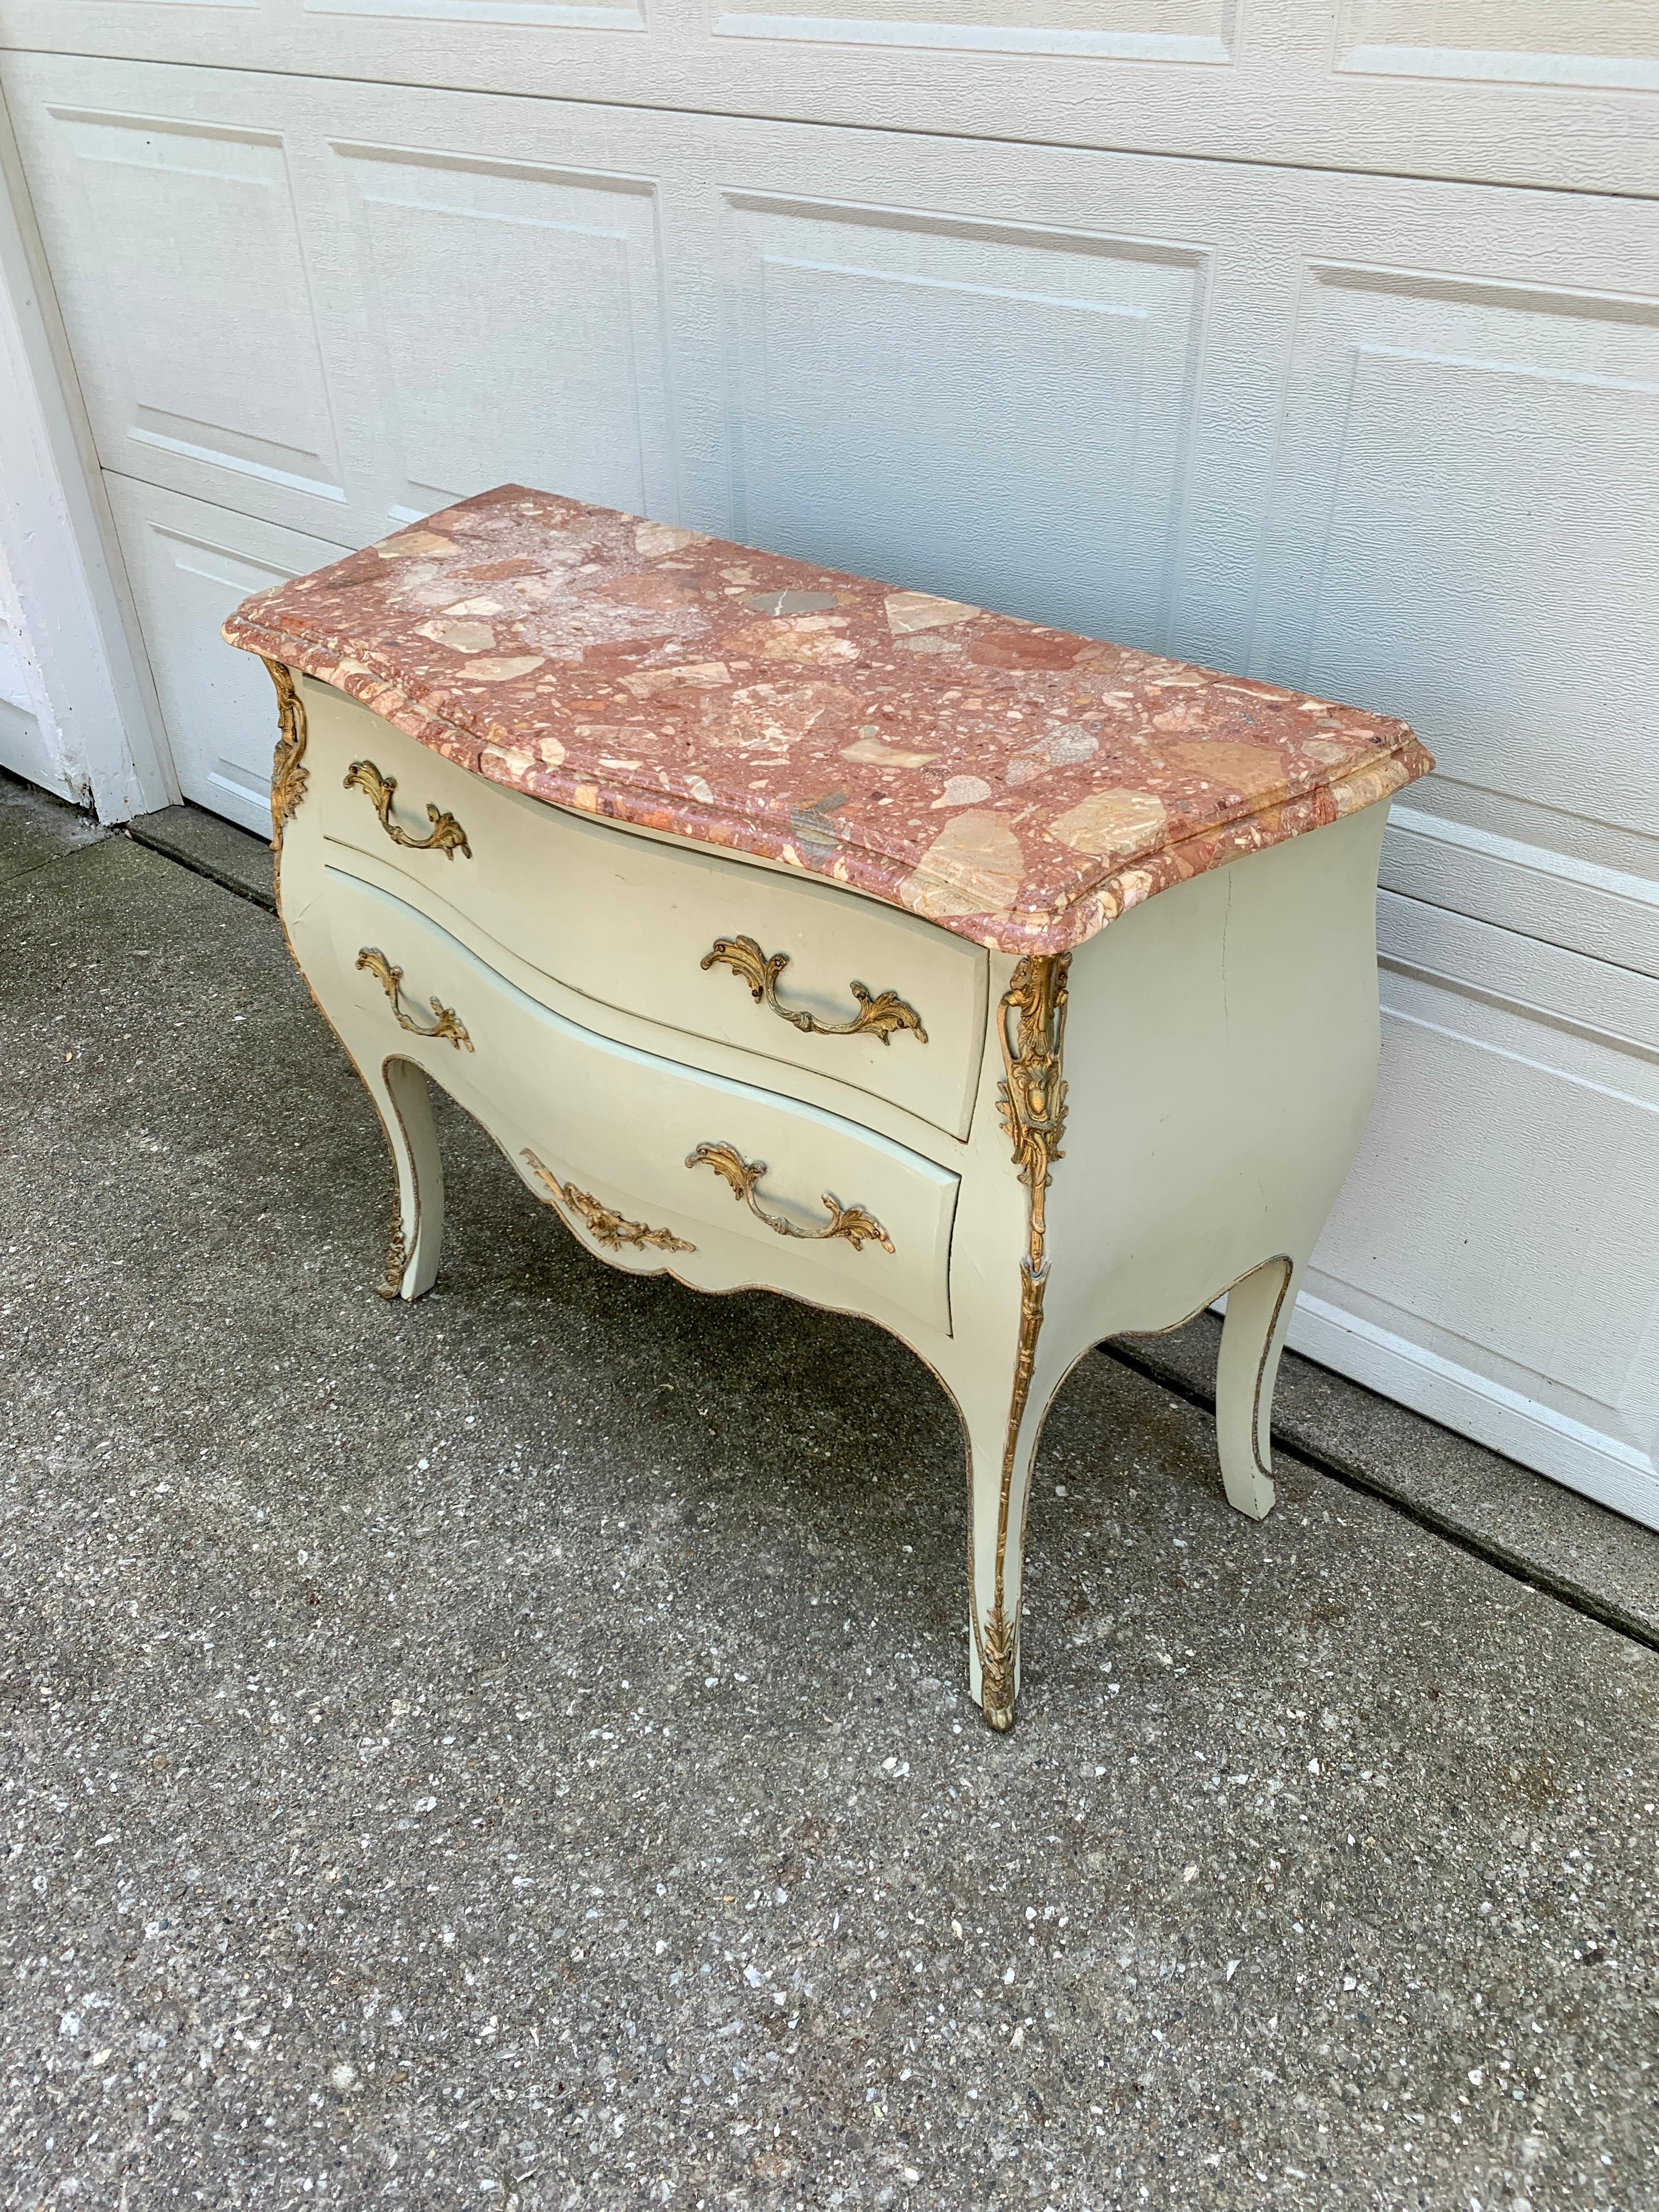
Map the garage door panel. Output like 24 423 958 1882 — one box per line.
1335 0 1659 93
24 104 345 507
3 0 1655 196
1381 809 1659 982
1304 945 1659 1521
1253 261 1659 938
1 55 691 545
1332 1001 1658 1427
711 0 1234 64
1376 886 1659 1059
308 1 644 25
334 145 675 531
104 474 352 831
723 196 1207 650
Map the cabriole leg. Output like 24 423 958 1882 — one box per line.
363 1054 444 1301
1215 1255 1296 1520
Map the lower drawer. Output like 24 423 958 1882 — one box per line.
325 870 958 1336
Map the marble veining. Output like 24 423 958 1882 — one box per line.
223 484 1432 955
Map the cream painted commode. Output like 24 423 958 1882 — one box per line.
225 486 1432 1731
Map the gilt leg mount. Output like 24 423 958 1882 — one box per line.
375 1221 411 1300
970 952 1071 1733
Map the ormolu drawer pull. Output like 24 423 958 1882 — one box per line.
356 947 474 1051
685 1141 894 1252
345 759 472 859
701 934 926 1046
523 1149 695 1255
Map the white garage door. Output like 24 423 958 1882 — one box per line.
1 7 1655 1527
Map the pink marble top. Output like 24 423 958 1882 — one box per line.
224 485 1431 957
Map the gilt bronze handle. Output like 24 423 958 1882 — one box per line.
345 759 472 859
701 934 926 1046
685 1141 893 1252
356 947 473 1051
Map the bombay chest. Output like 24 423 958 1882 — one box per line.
224 486 1431 1730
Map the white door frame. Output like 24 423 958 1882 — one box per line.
0 88 173 817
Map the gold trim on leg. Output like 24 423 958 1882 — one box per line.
973 952 1070 1731
375 1219 410 1300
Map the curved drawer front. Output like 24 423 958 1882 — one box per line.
306 677 987 1140
326 870 958 1336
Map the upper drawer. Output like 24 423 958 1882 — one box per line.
303 678 988 1139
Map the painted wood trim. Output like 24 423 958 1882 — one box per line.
0 101 172 815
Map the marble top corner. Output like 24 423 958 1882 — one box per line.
222 484 1432 957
